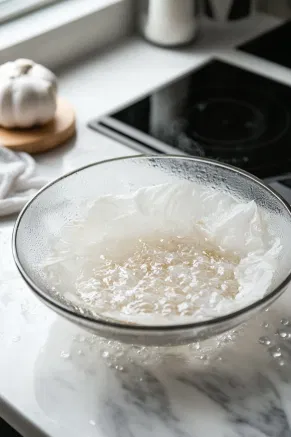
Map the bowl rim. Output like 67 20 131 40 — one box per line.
12 154 291 332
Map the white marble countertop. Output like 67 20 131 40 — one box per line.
2 14 291 437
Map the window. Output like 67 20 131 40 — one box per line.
1 0 130 69
0 0 64 24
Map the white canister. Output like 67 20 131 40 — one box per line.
138 0 199 47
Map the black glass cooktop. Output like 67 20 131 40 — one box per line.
89 59 291 180
239 21 291 68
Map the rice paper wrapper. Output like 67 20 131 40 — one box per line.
42 182 282 323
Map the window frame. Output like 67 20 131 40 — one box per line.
0 0 134 69
0 0 63 24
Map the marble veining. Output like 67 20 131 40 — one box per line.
29 291 291 437
179 372 290 437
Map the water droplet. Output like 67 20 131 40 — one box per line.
265 308 270 312
12 336 20 342
199 354 208 361
102 351 110 358
269 346 282 358
115 365 125 372
216 356 222 361
259 336 271 345
281 318 290 326
262 322 269 329
77 349 84 356
60 351 70 359
139 377 144 382
89 420 96 426
79 336 85 343
189 342 201 351
277 330 289 339
278 359 285 367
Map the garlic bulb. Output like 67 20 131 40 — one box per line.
0 59 57 129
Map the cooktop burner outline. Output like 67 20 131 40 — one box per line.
185 87 290 149
188 96 265 144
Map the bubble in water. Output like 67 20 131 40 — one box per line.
77 349 84 356
259 336 271 345
281 318 290 326
262 322 269 329
89 420 96 426
102 351 110 358
278 359 285 367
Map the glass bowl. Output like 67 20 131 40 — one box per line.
12 156 291 346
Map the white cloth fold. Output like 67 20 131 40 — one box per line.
0 147 47 216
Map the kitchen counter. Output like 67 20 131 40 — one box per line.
1 14 291 437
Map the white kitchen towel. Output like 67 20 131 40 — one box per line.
0 147 47 217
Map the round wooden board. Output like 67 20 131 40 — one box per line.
0 98 76 154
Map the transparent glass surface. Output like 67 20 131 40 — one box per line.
13 156 291 346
